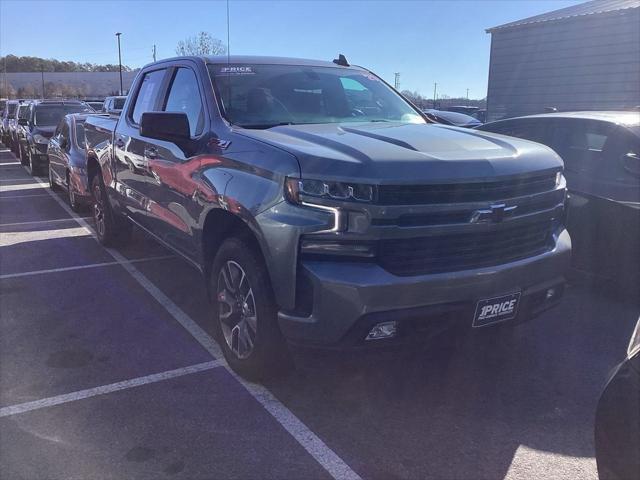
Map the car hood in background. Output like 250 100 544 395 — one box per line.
34 126 56 138
237 122 562 183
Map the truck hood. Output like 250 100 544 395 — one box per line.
236 122 562 183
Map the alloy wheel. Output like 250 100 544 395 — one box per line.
217 260 258 360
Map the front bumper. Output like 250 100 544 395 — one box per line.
278 229 571 346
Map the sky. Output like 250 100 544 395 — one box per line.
0 0 584 99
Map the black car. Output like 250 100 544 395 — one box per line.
20 100 93 175
422 109 482 128
595 317 640 480
477 112 640 295
48 113 101 211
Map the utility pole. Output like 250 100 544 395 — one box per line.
41 65 45 99
466 88 469 101
433 82 437 109
394 72 400 90
115 32 123 95
152 44 157 62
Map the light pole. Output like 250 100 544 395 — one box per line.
115 32 123 95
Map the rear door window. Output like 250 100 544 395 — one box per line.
551 119 614 173
131 69 167 124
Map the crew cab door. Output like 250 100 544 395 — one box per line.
136 65 210 260
113 67 169 228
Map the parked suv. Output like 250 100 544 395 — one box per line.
85 55 570 379
101 96 126 115
9 101 31 154
1 100 19 146
21 100 93 175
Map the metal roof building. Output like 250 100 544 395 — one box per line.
485 0 640 122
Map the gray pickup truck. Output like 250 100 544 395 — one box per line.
84 55 570 379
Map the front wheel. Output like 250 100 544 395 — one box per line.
91 173 132 246
210 237 291 380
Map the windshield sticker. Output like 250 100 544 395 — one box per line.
219 66 255 75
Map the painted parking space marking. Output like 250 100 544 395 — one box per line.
0 225 90 247
0 193 51 199
0 360 224 418
0 183 47 192
26 170 363 480
0 217 92 228
0 255 175 280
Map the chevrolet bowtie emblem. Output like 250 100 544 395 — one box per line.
470 203 518 223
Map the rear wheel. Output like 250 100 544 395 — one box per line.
18 144 27 166
210 237 291 380
91 173 132 246
28 150 41 177
49 165 61 191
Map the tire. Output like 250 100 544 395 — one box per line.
67 171 82 212
28 150 41 177
210 237 291 380
91 173 132 246
19 144 27 166
49 165 61 191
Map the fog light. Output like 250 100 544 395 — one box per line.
546 288 556 300
365 321 397 341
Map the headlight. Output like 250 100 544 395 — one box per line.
555 171 565 188
627 318 640 359
33 134 49 145
285 177 376 203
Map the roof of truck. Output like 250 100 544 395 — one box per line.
151 55 363 69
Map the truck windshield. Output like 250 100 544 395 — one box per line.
34 105 92 126
7 103 17 118
208 64 425 128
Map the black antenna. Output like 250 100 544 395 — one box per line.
226 0 231 120
333 54 349 67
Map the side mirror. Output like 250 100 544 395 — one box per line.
140 111 191 147
18 118 28 126
59 137 68 150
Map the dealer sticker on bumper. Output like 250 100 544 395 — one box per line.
473 291 521 327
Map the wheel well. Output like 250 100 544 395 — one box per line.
202 209 262 277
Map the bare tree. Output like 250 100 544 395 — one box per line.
176 32 226 56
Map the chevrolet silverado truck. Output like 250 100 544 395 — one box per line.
84 55 571 379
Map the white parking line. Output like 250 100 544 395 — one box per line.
0 360 224 418
0 217 92 227
0 183 46 192
27 171 363 480
0 255 175 280
0 193 51 199
0 226 90 247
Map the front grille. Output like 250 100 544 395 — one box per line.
377 172 557 205
378 221 554 276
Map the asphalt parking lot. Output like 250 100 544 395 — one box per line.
0 144 638 480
